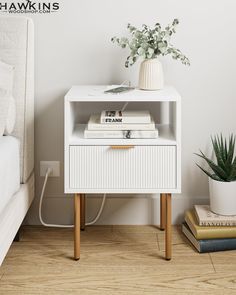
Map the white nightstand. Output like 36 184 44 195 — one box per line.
64 85 181 261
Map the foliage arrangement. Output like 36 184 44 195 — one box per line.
195 135 236 182
111 19 190 68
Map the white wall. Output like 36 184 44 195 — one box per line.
26 0 236 225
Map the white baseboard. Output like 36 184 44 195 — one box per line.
26 194 209 225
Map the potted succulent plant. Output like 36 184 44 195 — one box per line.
111 19 190 90
196 134 236 215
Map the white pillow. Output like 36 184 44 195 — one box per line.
0 60 14 93
0 90 8 136
0 61 15 135
4 95 16 135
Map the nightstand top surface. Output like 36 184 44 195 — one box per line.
65 85 181 102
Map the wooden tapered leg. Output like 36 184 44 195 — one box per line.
160 193 166 231
165 193 172 260
80 194 86 231
74 194 81 260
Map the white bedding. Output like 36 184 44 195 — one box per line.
0 136 20 215
0 173 34 266
0 16 34 267
0 16 34 183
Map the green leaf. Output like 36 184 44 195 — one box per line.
196 164 212 178
147 47 154 58
220 134 227 162
226 134 235 166
137 47 145 56
196 151 228 180
195 134 236 181
211 136 225 170
229 157 236 180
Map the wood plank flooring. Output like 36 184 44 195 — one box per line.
0 225 235 294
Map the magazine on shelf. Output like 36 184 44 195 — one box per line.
100 110 151 124
88 114 156 131
84 127 159 139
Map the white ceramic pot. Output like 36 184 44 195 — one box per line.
209 177 236 215
138 59 164 90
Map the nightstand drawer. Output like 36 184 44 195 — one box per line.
69 145 176 190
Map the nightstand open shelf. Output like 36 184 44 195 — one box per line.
64 85 181 261
69 123 176 146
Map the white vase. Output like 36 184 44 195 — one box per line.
138 58 164 90
209 178 236 215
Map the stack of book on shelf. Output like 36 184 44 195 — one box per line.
84 110 159 139
182 205 236 253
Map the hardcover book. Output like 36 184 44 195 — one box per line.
84 128 159 139
100 110 151 124
182 222 236 253
185 210 236 240
88 114 156 131
194 205 236 226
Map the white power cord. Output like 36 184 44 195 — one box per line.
85 195 106 226
120 80 131 87
121 102 129 112
39 168 106 228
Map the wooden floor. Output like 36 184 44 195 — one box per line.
0 225 236 295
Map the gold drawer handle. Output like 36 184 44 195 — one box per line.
110 145 135 149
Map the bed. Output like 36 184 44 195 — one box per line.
0 16 34 265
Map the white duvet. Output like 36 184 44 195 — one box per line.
0 136 20 215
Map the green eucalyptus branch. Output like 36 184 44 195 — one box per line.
111 19 190 68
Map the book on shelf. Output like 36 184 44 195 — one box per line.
195 205 236 226
100 110 151 124
182 222 236 253
88 114 156 131
185 210 236 240
84 127 159 139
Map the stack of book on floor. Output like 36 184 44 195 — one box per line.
182 205 236 253
84 110 158 139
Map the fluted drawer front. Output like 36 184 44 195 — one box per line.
70 146 176 189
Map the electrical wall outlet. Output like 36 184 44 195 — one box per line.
40 161 60 177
